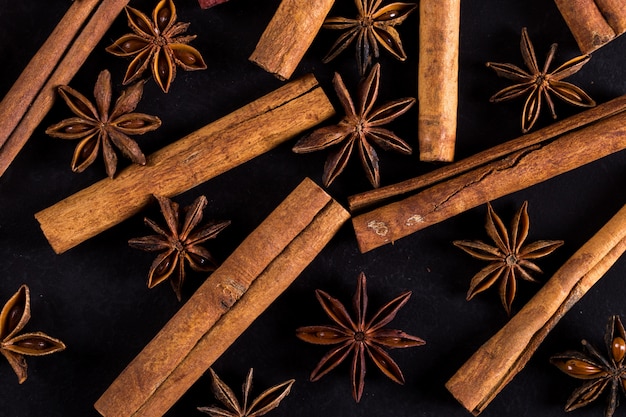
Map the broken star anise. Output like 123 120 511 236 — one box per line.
487 27 595 133
128 195 230 301
45 69 161 178
106 0 207 93
296 272 425 402
453 201 563 315
551 315 626 417
292 63 414 188
1 285 65 384
198 368 294 417
322 0 416 75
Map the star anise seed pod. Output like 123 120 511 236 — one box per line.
106 0 207 93
323 0 416 75
551 315 626 417
1 285 65 384
128 195 230 301
296 272 425 402
45 69 161 178
486 27 595 133
453 201 563 315
292 63 414 188
198 368 294 417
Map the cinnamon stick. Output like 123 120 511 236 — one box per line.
249 0 335 80
446 203 626 415
351 96 626 253
94 178 350 417
418 0 460 162
0 0 131 177
35 75 334 254
198 0 229 8
553 0 622 53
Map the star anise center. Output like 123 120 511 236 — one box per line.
354 331 366 342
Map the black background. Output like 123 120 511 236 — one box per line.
1 0 626 416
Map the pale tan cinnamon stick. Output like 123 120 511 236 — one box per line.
35 75 334 254
446 203 626 415
418 0 460 162
553 0 617 53
94 178 350 417
0 0 131 177
249 0 335 80
349 95 626 212
352 101 626 253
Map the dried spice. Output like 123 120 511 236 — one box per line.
487 27 595 133
128 195 230 301
106 0 207 93
296 272 425 402
45 69 161 178
322 0 416 75
0 285 65 384
453 201 563 315
198 368 294 417
292 63 414 188
551 315 626 417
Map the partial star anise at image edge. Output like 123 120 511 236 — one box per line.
487 27 595 133
198 368 294 417
296 272 425 402
129 195 230 301
551 315 626 417
292 63 414 188
106 0 207 93
0 285 65 384
322 0 416 75
453 201 563 315
45 69 161 178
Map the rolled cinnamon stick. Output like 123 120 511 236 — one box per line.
0 0 131 177
553 0 619 53
35 75 334 254
352 98 626 253
418 0 460 162
94 178 350 417
446 203 626 415
249 0 335 80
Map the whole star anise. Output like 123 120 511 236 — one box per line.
453 201 563 315
296 272 425 402
292 63 414 188
1 285 65 384
551 315 626 417
128 195 230 301
487 27 595 133
45 69 161 178
198 368 294 417
106 0 207 93
322 0 416 75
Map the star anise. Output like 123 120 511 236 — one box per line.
551 315 626 417
486 27 595 133
128 195 230 301
1 285 65 384
198 368 294 417
296 272 425 402
453 201 563 315
106 0 207 93
45 69 161 178
292 63 414 188
322 0 416 75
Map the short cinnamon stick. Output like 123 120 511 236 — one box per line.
0 0 131 177
418 0 460 162
249 0 335 80
446 203 626 415
553 0 622 53
351 96 626 253
94 178 350 417
35 75 335 254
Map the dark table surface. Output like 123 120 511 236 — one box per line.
2 0 626 416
